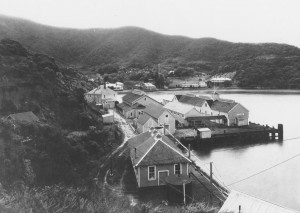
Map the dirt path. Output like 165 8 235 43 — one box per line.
98 110 136 169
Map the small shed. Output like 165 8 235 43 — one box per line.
197 128 211 139
102 113 114 124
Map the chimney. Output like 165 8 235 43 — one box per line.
211 92 220 101
151 130 158 137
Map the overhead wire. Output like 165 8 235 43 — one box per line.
226 153 300 187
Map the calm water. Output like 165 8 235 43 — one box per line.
118 90 300 210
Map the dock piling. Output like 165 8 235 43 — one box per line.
278 124 283 140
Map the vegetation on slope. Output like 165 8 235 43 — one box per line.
0 38 125 211
1 15 300 89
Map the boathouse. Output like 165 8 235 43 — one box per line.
117 90 162 119
210 99 249 126
219 190 298 213
128 129 192 188
85 84 117 109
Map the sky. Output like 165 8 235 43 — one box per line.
0 0 300 47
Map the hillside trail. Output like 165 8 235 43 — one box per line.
98 109 136 169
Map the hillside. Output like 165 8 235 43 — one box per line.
0 38 123 192
1 14 300 88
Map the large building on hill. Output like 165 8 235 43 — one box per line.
85 85 117 109
117 90 162 119
128 129 191 188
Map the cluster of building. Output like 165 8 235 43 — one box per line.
116 90 249 138
134 82 157 91
119 91 298 213
115 89 249 189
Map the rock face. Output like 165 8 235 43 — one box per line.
0 38 29 56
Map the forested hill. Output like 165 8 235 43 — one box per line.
1 15 300 88
1 15 300 67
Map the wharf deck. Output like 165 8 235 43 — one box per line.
175 122 283 146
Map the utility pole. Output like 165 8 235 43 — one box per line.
210 162 213 185
110 158 113 176
183 182 186 205
210 162 213 204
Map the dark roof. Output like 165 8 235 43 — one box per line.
143 103 166 120
137 140 190 166
210 100 238 113
129 132 190 166
132 103 146 109
8 111 39 123
186 115 227 121
122 90 144 104
117 102 132 112
179 95 207 107
175 95 182 100
128 131 152 148
136 113 153 125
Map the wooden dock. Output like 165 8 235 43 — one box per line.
174 123 283 148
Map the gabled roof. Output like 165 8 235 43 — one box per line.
122 90 145 104
164 101 199 115
136 113 155 125
179 95 207 107
129 132 191 167
86 85 116 95
219 190 298 213
132 103 146 109
117 102 132 112
137 139 190 166
8 111 39 123
128 131 152 147
211 100 239 113
143 103 166 120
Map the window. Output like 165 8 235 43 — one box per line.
165 114 169 123
148 166 156 180
145 98 147 101
174 163 181 175
205 103 207 107
104 95 106 98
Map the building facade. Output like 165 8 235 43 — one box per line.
128 130 191 188
85 85 117 109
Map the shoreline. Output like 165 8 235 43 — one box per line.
117 88 300 95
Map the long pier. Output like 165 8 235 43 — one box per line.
175 123 283 148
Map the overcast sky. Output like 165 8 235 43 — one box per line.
0 0 300 47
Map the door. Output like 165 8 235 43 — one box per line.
158 170 169 185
